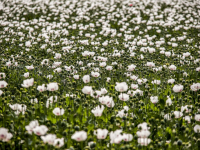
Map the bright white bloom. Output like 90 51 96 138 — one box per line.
54 53 61 59
168 79 175 84
47 82 58 91
181 105 192 113
0 81 8 88
128 64 136 71
130 75 138 80
138 138 151 146
25 65 34 70
46 96 57 108
41 59 49 65
169 65 176 70
146 62 155 67
151 80 161 85
194 125 200 133
99 62 106 67
33 125 48 136
100 88 107 95
166 96 172 106
0 128 13 142
94 129 108 139
83 75 90 83
191 83 200 91
73 75 79 79
37 84 46 92
0 90 3 96
195 114 200 121
71 131 87 142
131 84 138 89
174 111 183 118
106 66 113 70
136 130 151 138
82 86 93 95
150 96 158 104
53 108 65 116
91 71 100 77
164 114 171 120
110 130 123 144
165 52 171 57
122 134 133 142
41 134 56 145
118 93 129 101
115 82 128 92
196 67 200 72
173 84 183 93
183 116 191 123
21 78 34 88
24 72 29 78
91 105 105 117
54 68 62 73
116 110 127 118
138 122 150 131
107 77 111 82
25 120 39 134
99 96 115 107
47 75 53 79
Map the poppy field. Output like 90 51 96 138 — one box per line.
0 0 200 149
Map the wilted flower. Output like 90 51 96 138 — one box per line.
71 131 87 141
54 138 64 148
0 73 6 79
